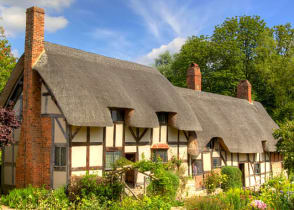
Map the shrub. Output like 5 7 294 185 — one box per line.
185 196 229 210
204 171 222 194
147 169 179 199
38 187 70 209
221 166 242 191
67 173 123 205
217 188 252 209
1 185 48 209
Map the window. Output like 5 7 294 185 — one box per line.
192 160 203 176
212 157 221 169
206 138 218 150
110 109 124 122
254 163 261 174
105 151 122 170
55 146 66 170
156 112 168 125
152 149 168 162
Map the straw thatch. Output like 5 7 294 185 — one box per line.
177 87 278 153
33 42 202 130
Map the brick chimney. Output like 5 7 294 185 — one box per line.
16 7 52 188
237 80 252 103
186 63 201 91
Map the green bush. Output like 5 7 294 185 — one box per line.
38 187 70 209
147 169 179 199
185 196 229 210
221 166 242 191
67 173 123 205
217 188 252 209
1 185 49 209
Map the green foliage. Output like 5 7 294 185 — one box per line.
185 196 229 210
67 173 123 205
217 188 252 209
38 187 70 209
154 16 294 123
221 166 242 191
0 27 16 93
274 120 294 173
204 171 223 194
1 185 49 209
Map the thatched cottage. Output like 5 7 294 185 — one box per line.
0 7 282 192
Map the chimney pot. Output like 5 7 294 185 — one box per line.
186 63 201 91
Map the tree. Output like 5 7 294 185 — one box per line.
274 121 294 174
154 51 175 83
0 27 17 93
0 102 20 148
154 16 294 122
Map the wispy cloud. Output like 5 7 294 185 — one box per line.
0 0 73 36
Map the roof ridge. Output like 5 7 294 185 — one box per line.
43 41 159 74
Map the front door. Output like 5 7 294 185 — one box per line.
125 153 136 187
238 163 245 187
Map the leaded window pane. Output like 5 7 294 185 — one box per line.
55 146 66 167
105 151 122 170
254 163 261 174
212 157 221 169
192 160 203 176
152 150 168 162
156 112 168 125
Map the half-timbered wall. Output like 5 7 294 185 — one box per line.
2 94 22 189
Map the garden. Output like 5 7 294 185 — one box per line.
0 157 293 210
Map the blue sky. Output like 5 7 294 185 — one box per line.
0 0 293 65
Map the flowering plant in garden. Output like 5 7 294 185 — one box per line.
0 102 20 147
250 200 267 209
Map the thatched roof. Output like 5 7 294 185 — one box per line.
177 87 278 153
32 42 202 130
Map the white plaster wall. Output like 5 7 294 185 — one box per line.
239 153 247 162
203 152 211 171
125 146 136 153
212 151 220 158
179 145 187 160
227 152 231 166
160 126 167 143
55 118 66 143
179 131 187 142
152 127 160 144
53 171 67 189
72 171 87 176
168 145 177 160
90 145 103 167
89 170 102 176
139 128 150 142
41 84 61 114
72 126 87 142
266 162 271 172
90 127 103 142
106 126 114 147
138 145 151 160
168 126 178 142
125 127 136 142
72 146 86 167
115 124 123 147
232 153 238 166
261 163 265 173
250 176 256 187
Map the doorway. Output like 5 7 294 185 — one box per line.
125 153 136 188
238 163 245 187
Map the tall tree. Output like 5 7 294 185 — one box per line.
0 27 16 93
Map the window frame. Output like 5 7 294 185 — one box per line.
54 145 67 171
254 163 261 174
152 149 168 162
156 112 168 125
110 109 125 122
192 159 203 176
105 150 123 171
212 157 221 169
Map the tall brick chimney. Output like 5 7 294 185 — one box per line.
16 7 52 188
186 63 201 91
237 80 252 103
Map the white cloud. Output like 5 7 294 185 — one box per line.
11 48 19 58
137 37 186 65
0 0 73 11
0 0 72 36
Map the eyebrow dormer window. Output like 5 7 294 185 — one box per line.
111 109 125 122
156 112 168 125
